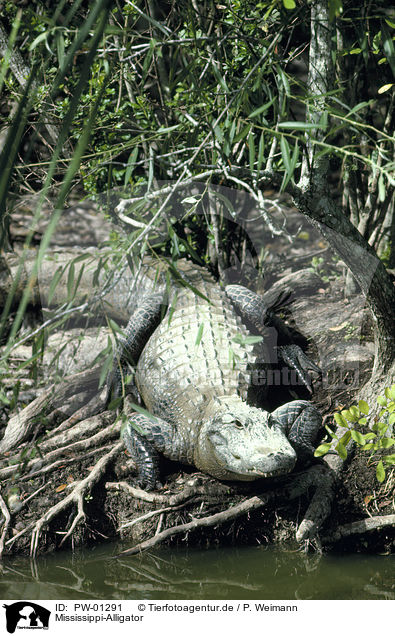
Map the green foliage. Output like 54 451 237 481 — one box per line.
1 0 393 206
0 0 393 372
315 385 395 483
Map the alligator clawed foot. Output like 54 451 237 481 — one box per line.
277 344 320 393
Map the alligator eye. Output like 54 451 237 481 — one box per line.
234 420 244 429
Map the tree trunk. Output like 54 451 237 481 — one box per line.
296 0 395 381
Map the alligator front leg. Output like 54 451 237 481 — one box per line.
271 400 322 461
122 413 186 490
225 284 320 391
107 291 165 404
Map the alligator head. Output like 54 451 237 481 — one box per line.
194 397 297 481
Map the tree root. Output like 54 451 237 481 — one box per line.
115 464 335 557
30 441 123 558
323 514 395 544
0 417 120 480
106 478 227 506
0 366 102 454
19 444 115 482
0 491 11 559
117 494 269 557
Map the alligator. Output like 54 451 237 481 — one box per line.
108 258 323 490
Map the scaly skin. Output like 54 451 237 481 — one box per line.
111 259 322 489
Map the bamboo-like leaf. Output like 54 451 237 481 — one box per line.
195 323 204 347
257 131 265 174
278 121 326 130
47 265 66 305
0 9 22 95
280 135 291 173
249 97 276 119
4 5 112 350
233 124 251 144
381 23 395 77
248 131 256 173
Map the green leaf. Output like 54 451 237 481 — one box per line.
376 460 385 483
233 124 251 144
334 412 348 427
358 400 369 415
280 136 291 172
157 124 181 133
249 98 276 119
29 31 49 51
195 322 204 347
388 413 395 426
257 131 265 174
278 121 326 131
383 454 395 465
335 441 348 460
378 83 394 94
382 23 395 77
377 421 388 435
314 443 332 457
351 430 366 445
232 334 262 346
248 131 256 173
349 405 360 418
339 430 351 446
325 424 337 438
124 147 139 185
66 262 75 301
377 395 387 406
380 438 395 449
47 266 65 305
283 0 296 10
341 408 358 423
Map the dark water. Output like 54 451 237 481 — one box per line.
1 544 394 600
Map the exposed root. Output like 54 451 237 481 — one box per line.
323 514 395 544
0 417 119 481
115 464 334 556
41 410 112 451
30 441 123 558
0 491 11 558
106 478 226 506
117 494 270 556
19 444 114 481
0 366 102 454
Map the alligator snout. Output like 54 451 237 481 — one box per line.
246 448 297 475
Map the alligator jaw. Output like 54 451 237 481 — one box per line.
225 462 295 480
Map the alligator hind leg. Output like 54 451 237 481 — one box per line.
122 413 186 490
271 400 322 461
225 285 320 392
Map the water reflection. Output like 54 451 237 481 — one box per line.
1 545 394 600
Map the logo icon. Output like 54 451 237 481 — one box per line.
3 602 51 633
